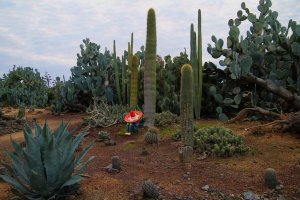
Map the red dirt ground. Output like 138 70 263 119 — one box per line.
0 108 299 200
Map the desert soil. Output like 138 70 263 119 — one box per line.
0 108 299 200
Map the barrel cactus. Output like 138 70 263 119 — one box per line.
144 126 159 144
142 179 159 198
111 155 121 170
179 145 193 164
0 122 94 199
264 168 279 189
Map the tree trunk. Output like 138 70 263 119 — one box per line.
246 73 300 110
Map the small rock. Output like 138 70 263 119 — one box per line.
275 184 284 191
202 185 209 191
243 191 259 200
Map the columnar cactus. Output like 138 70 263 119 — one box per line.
121 53 126 105
198 9 203 118
190 9 203 119
144 8 157 126
130 55 139 107
180 64 194 147
113 40 122 104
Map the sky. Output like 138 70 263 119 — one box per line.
0 0 300 80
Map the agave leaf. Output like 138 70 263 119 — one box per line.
42 122 53 145
23 150 45 183
34 123 43 137
4 150 29 184
75 156 95 175
74 141 95 167
10 138 23 157
0 175 30 194
70 132 86 155
28 170 49 197
61 175 81 188
44 141 60 186
53 122 69 142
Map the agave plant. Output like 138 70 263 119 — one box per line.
0 122 94 199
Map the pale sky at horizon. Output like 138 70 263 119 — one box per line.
0 0 300 80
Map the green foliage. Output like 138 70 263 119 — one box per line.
154 111 179 127
180 64 194 147
144 8 157 126
194 126 249 157
207 0 300 111
63 38 117 109
144 127 159 145
0 122 94 199
85 97 137 127
0 66 48 107
97 131 111 141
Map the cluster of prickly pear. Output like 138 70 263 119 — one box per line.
207 0 300 111
144 8 157 127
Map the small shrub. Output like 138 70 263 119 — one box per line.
0 121 94 199
97 131 111 141
194 126 248 157
154 111 179 127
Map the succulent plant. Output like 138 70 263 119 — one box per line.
154 111 179 127
194 126 248 157
144 127 159 145
0 121 94 199
113 40 122 104
97 131 111 141
142 179 159 199
180 64 194 147
111 156 121 170
178 145 193 164
130 55 139 107
264 168 279 189
144 8 157 127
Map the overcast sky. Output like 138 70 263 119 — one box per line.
0 0 299 80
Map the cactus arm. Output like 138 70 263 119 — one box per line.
198 9 203 117
130 55 138 107
113 40 122 104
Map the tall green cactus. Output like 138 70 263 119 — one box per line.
180 64 194 147
121 53 126 105
113 40 122 104
198 9 203 118
130 55 139 107
144 8 157 126
190 9 203 119
127 33 134 105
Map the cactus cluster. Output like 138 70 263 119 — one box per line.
190 9 203 119
207 0 300 111
194 126 249 157
97 130 111 141
154 111 179 127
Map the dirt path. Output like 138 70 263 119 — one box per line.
0 109 299 199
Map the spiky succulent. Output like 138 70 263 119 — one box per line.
0 121 94 199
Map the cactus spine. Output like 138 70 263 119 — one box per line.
144 8 157 127
190 9 203 119
130 55 138 107
113 40 122 104
180 64 194 147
